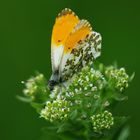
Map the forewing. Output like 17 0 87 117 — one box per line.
51 8 79 72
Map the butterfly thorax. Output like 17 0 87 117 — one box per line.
48 70 61 90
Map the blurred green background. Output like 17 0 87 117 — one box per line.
0 0 139 140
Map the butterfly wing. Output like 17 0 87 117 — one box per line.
49 8 80 89
59 20 102 81
49 8 102 90
51 8 79 73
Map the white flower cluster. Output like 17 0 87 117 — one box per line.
65 66 106 99
91 110 114 132
40 99 71 122
22 64 130 132
23 74 45 98
105 67 129 92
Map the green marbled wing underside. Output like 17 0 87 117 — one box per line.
60 31 102 81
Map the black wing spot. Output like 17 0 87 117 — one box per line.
78 40 82 43
86 34 89 38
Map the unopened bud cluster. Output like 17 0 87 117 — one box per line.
105 66 129 92
91 110 114 132
40 99 71 122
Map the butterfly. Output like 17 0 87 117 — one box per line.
48 8 102 90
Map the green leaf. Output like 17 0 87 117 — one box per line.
129 72 135 82
109 116 130 140
42 125 58 132
117 125 130 140
57 122 72 133
113 93 128 102
31 102 44 113
16 95 32 103
69 110 78 120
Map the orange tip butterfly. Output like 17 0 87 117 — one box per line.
48 8 102 90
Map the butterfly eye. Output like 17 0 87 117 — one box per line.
58 40 61 43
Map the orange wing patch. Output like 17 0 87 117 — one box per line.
64 20 92 53
52 8 79 46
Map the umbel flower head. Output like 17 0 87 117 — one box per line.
40 99 71 122
105 66 129 92
67 65 106 93
91 110 114 132
23 74 45 96
50 64 106 100
23 73 48 102
22 62 132 137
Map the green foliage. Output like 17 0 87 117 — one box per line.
19 62 133 140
